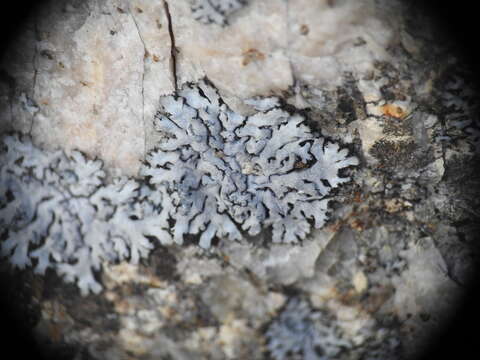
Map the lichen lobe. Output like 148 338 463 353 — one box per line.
141 78 358 248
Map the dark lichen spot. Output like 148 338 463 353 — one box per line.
370 139 418 170
148 247 179 282
300 24 309 35
336 87 357 124
40 49 54 60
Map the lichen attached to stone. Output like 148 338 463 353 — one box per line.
437 69 480 153
1 78 357 294
190 0 248 26
0 134 172 295
266 297 350 360
141 78 358 248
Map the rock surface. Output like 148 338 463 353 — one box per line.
0 0 479 359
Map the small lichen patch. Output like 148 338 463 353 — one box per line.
370 139 417 170
190 0 248 26
266 297 351 360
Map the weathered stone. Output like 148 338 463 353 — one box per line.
0 0 478 359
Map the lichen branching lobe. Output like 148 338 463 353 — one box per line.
141 78 358 248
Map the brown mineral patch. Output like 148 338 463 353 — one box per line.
333 286 359 306
360 285 394 313
300 24 310 35
294 160 308 169
242 48 265 66
114 299 133 314
380 104 406 119
353 191 363 203
349 218 365 231
326 220 343 233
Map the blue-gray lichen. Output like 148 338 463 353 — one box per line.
266 297 350 360
0 134 172 295
437 70 480 153
1 79 357 294
190 0 248 26
141 79 358 248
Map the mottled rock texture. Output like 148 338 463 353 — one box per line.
0 1 478 359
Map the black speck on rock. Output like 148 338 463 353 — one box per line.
147 246 180 282
335 76 366 125
336 87 357 124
